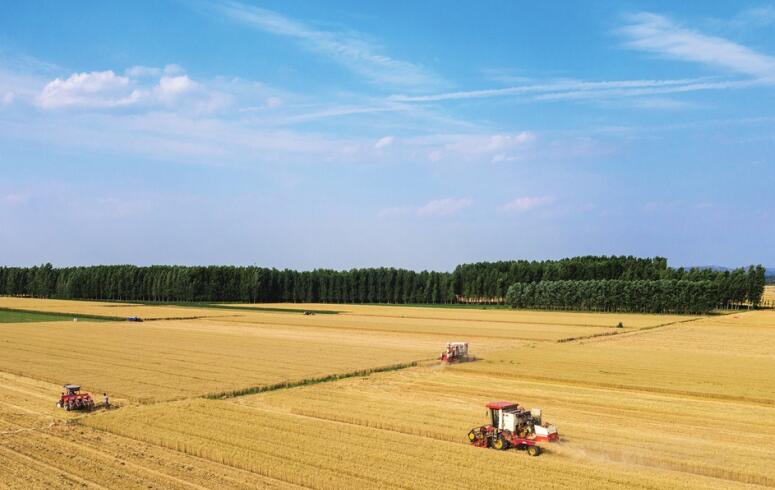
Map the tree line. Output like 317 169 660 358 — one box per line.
0 257 765 312
506 280 721 314
0 264 456 304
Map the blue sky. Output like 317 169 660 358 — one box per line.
0 1 773 270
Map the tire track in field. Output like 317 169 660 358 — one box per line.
0 444 111 489
556 316 706 344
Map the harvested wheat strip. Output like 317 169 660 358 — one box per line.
457 370 775 407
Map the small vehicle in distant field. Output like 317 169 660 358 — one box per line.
467 401 559 456
127 316 143 322
440 342 470 362
303 311 315 316
57 385 95 411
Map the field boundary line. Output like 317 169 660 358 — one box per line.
557 316 706 343
203 361 422 400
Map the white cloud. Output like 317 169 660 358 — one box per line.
202 0 440 89
417 131 536 163
499 196 554 213
2 193 30 206
33 67 227 113
417 197 472 217
265 96 283 108
37 70 141 109
374 135 394 149
619 12 775 79
154 75 199 102
1 92 14 106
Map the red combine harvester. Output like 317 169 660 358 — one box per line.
57 385 95 411
440 342 470 362
467 401 559 456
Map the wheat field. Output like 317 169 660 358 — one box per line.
1 299 773 488
763 285 775 305
0 319 433 402
84 397 758 490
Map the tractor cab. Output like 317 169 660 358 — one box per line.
487 401 534 436
64 384 81 396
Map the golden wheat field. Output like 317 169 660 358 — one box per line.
763 285 775 305
1 299 774 488
0 318 435 402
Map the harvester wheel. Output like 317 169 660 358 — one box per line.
467 430 477 442
491 435 509 451
527 445 541 457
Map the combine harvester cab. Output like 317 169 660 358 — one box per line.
57 385 95 412
467 402 559 456
440 342 470 363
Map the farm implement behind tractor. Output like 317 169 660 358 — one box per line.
468 401 559 456
57 385 95 411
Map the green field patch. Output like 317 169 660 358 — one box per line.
0 307 115 323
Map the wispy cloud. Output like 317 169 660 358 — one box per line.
732 5 775 29
499 196 554 213
389 77 737 104
380 197 474 218
374 135 394 149
417 197 472 217
619 12 775 79
200 0 440 90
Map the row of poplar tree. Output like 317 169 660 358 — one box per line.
507 280 723 314
0 256 766 313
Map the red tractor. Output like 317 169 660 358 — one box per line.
440 342 470 362
57 385 95 411
467 401 559 456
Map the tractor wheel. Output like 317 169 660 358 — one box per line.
491 435 509 451
467 430 477 442
527 445 541 457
